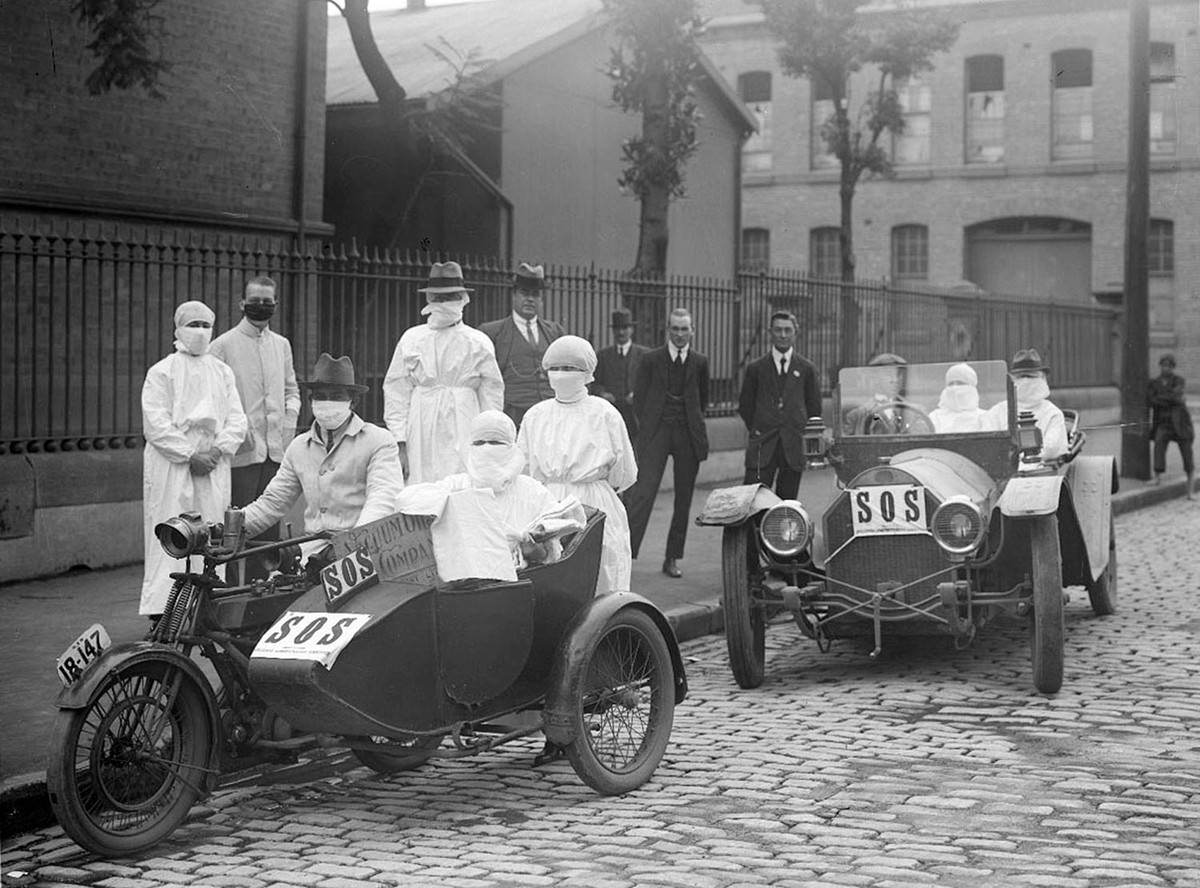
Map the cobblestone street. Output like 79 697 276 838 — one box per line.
5 499 1200 887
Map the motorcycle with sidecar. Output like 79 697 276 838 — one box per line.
698 359 1117 695
47 506 686 856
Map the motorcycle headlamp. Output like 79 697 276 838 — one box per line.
930 496 986 556
759 500 812 558
155 512 211 559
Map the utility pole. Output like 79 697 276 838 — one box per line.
1120 0 1151 480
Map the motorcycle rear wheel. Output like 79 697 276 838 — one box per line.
47 659 213 856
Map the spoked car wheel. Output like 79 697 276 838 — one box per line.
565 608 674 795
1085 516 1117 616
352 734 444 774
47 659 214 856
722 523 765 689
1029 515 1065 695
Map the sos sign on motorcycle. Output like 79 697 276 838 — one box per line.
252 611 372 669
850 484 927 536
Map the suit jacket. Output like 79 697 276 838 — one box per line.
477 316 567 369
591 342 649 432
633 346 710 461
738 351 823 470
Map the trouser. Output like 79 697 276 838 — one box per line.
743 446 803 500
230 459 280 581
625 421 700 560
1153 427 1195 475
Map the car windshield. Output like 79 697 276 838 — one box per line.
838 360 1010 437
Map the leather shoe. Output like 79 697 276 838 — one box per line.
662 558 682 578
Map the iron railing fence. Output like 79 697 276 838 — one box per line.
0 222 1121 452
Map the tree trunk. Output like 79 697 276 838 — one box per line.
343 0 406 109
633 63 670 277
837 176 860 370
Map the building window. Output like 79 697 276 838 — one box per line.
810 227 841 278
891 225 929 281
893 78 931 165
811 76 838 169
1151 43 1177 156
1052 49 1093 160
1149 219 1174 276
741 227 770 270
965 55 1004 163
739 71 772 172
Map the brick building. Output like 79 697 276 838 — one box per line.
700 0 1200 371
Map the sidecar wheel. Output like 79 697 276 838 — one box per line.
1030 515 1065 695
565 608 674 795
722 523 765 689
1085 516 1117 616
352 735 444 774
47 660 213 856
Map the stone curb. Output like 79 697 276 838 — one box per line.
3 477 1187 839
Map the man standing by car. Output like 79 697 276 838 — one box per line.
479 262 566 427
589 307 647 439
738 310 822 499
624 307 709 579
209 275 300 576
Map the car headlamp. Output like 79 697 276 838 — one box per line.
930 496 986 556
155 512 211 559
759 500 812 558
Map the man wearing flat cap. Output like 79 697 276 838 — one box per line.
590 307 648 439
479 262 567 427
1148 353 1195 499
241 353 405 564
384 261 504 483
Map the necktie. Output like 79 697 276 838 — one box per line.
526 320 537 345
675 351 683 367
779 356 787 378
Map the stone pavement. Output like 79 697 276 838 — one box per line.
3 493 1199 886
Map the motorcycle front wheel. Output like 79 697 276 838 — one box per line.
47 659 214 856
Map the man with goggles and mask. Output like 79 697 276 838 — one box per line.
383 261 504 483
395 410 582 582
517 336 637 595
140 300 247 616
983 347 1067 461
238 353 405 567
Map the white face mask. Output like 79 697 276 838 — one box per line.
466 442 523 492
938 385 979 413
1014 376 1050 407
176 326 212 356
547 370 589 403
311 400 353 432
421 296 468 329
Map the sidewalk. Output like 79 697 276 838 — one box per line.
1 469 1191 835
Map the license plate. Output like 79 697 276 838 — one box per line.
850 484 927 536
252 611 372 669
56 623 111 686
321 547 380 609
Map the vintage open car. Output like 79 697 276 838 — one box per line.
47 506 686 856
698 359 1117 696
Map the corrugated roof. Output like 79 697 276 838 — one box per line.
326 0 605 105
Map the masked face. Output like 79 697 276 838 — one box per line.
176 322 212 356
422 294 468 329
1013 374 1050 406
939 382 980 412
311 399 353 432
466 439 523 492
546 369 589 403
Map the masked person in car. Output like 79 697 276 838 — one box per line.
984 348 1067 461
238 354 405 569
930 362 987 434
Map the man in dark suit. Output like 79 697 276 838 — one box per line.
625 307 710 578
738 310 823 500
478 262 567 427
590 307 648 439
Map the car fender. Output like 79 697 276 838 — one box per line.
1064 455 1117 581
998 473 1065 517
542 593 687 748
695 484 781 527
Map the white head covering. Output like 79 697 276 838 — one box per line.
463 409 525 491
173 301 215 355
174 301 214 328
541 335 597 384
937 362 981 415
945 363 977 387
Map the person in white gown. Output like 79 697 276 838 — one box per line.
140 300 247 615
983 347 1068 461
517 336 637 595
929 362 987 434
383 261 504 483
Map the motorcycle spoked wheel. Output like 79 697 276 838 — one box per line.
47 659 214 856
352 735 445 774
565 608 674 795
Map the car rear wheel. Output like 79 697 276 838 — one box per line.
1085 516 1117 616
1030 515 1064 695
722 523 765 689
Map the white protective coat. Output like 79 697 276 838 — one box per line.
382 322 504 483
140 349 246 614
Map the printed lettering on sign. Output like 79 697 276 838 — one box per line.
321 547 380 609
850 485 927 536
55 623 112 687
251 611 373 669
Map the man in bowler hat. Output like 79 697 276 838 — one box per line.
738 310 822 499
479 262 567 427
590 307 648 439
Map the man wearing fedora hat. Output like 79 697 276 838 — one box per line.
983 347 1067 461
241 353 405 562
384 261 504 483
479 262 567 427
590 307 648 438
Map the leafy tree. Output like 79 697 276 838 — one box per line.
755 0 957 363
603 0 705 276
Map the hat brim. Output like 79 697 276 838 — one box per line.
302 380 369 393
418 285 473 294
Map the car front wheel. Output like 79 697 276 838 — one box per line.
1030 515 1065 695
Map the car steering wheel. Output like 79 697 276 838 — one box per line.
855 400 935 436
